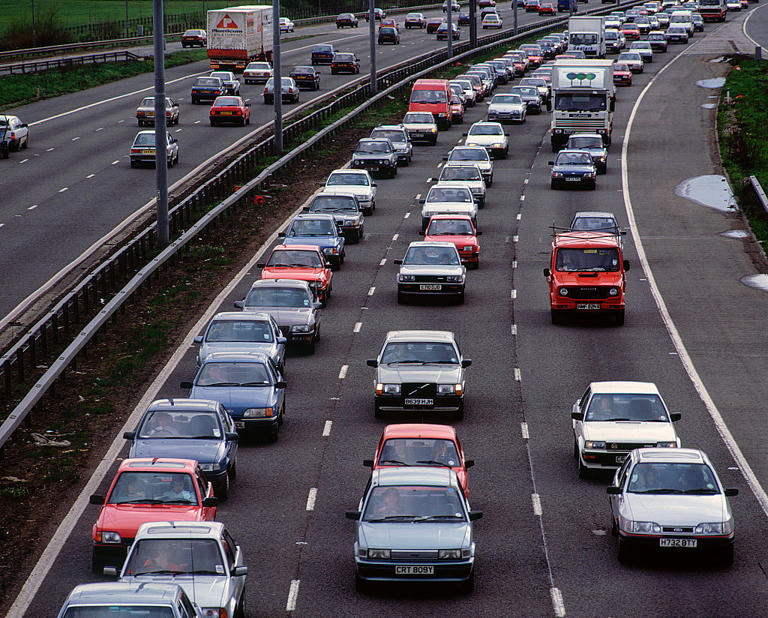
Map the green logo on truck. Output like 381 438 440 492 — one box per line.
566 71 597 85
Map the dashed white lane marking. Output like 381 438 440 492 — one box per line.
354 322 362 333
510 324 517 336
112 160 120 165
368 286 375 296
338 364 348 379
95 127 103 131
0 224 5 229
524 177 529 184
531 493 542 516
72 136 79 141
514 367 521 382
513 234 519 242
513 260 517 269
551 587 566 617
404 212 410 219
58 187 68 193
516 213 522 221
436 162 442 168
175 128 182 133
521 422 529 439
510 289 517 299
379 258 386 266
286 580 300 611
322 420 332 437
306 488 318 511
86 173 95 179
19 158 28 164
27 205 37 211
117 119 125 123
46 147 54 152
520 194 525 201
195 120 201 124
415 193 421 200
392 233 399 241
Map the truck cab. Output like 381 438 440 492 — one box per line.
543 231 629 325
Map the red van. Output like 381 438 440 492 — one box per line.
409 79 452 129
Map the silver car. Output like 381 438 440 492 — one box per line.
117 521 247 617
420 184 478 231
345 467 481 591
629 40 654 63
437 164 486 208
194 311 286 371
565 133 608 173
370 125 414 165
135 96 180 127
57 582 200 618
234 279 321 352
263 77 300 104
325 169 377 215
209 70 241 95
129 130 179 168
607 448 737 565
444 146 494 186
395 241 467 305
465 120 511 158
402 111 439 145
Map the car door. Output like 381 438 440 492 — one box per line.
573 386 591 442
269 315 286 368
609 457 632 521
265 358 286 412
223 529 246 607
195 468 216 519
218 404 238 464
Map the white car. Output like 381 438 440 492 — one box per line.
463 121 509 159
451 80 477 107
629 40 654 63
437 164 487 208
481 12 503 28
420 184 478 231
402 111 439 145
617 51 644 73
486 94 526 126
607 448 737 565
117 521 247 618
325 169 377 215
571 381 682 477
243 61 273 84
135 96 180 127
280 17 295 32
444 146 494 185
129 130 179 168
0 114 29 151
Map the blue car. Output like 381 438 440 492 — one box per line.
124 398 239 499
182 352 286 442
548 149 597 190
278 214 346 270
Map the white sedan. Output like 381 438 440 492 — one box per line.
463 121 509 158
420 184 478 232
0 115 29 151
280 17 295 32
325 169 377 215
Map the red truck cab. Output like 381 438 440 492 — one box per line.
409 79 453 129
543 231 629 325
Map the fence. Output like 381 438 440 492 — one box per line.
0 51 143 76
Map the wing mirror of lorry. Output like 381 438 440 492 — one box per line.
623 260 630 271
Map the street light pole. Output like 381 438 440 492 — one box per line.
469 0 477 48
369 0 377 95
273 0 283 154
125 0 129 38
447 0 452 57
514 0 518 35
153 0 169 248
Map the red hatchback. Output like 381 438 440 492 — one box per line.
539 2 557 14
258 244 333 305
89 458 217 572
620 24 641 40
364 424 475 496
613 62 633 86
424 215 480 268
209 96 250 126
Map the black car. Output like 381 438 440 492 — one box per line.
458 11 471 25
336 12 359 28
289 66 321 90
549 149 597 189
510 85 543 113
331 53 361 74
190 77 225 104
311 44 335 65
351 138 398 178
378 26 400 44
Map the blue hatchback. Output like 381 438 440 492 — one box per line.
124 398 239 500
549 149 597 190
279 214 346 270
182 352 286 442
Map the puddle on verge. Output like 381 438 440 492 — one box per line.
721 230 750 239
741 274 768 292
674 175 737 212
696 77 726 88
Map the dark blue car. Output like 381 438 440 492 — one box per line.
278 214 346 270
124 398 239 499
549 149 597 189
182 352 286 442
190 76 225 104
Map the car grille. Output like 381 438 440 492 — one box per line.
412 275 453 282
554 119 606 129
391 550 439 560
605 442 656 451
662 526 694 533
562 286 613 299
402 383 437 398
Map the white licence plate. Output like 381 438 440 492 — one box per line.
576 303 601 310
565 177 582 182
235 421 245 429
615 455 627 464
412 133 425 138
420 284 442 291
660 538 697 548
404 398 434 406
395 565 434 575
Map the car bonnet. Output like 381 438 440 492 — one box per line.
377 364 463 383
359 519 470 550
623 493 727 527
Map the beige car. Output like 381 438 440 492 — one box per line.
243 61 273 85
135 96 180 127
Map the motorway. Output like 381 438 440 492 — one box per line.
0 1 554 323
12 4 768 617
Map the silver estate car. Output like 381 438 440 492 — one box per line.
57 582 201 618
345 467 482 592
395 242 467 305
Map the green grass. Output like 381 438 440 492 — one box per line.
717 57 768 243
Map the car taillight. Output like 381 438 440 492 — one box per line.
131 148 140 153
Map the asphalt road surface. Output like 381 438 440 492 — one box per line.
13 5 768 618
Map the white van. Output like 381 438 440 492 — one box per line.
670 10 695 35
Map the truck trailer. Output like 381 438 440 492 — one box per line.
207 5 273 71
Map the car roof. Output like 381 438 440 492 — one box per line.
384 330 456 343
382 423 458 440
272 243 323 252
428 214 475 223
117 458 199 473
588 381 661 395
329 168 370 175
315 189 358 198
634 448 707 464
569 133 604 140
64 582 182 605
554 231 621 248
372 466 459 488
372 124 407 132
202 350 271 363
147 398 220 412
572 211 617 219
134 520 225 540
293 213 338 221
248 278 312 290
209 311 272 322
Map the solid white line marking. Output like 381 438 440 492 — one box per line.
404 212 410 219
354 322 362 333
516 213 522 220
306 488 318 511
415 193 421 200
392 233 399 241
532 493 542 516
58 187 68 193
521 422 529 439
511 289 517 299
27 205 37 211
286 580 300 611
322 420 332 437
86 173 95 179
368 286 375 296
621 29 768 519
514 367 521 382
513 235 519 243
551 587 566 617
510 324 517 336
338 364 348 379
112 160 120 165
379 258 386 266
72 136 79 141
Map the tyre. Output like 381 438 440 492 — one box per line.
551 308 561 324
234 592 246 618
191 97 198 105
456 292 465 305
615 309 625 326
397 291 405 304
357 227 364 243
91 552 106 574
617 536 631 563
573 438 579 459
230 459 237 479
307 337 317 354
461 568 475 593
246 116 250 125
22 135 28 149
355 572 370 593
578 457 590 479
210 119 215 126
215 471 230 501
130 159 137 168
455 401 465 421
268 422 279 442
720 544 734 567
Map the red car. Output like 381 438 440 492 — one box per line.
519 45 543 68
449 93 465 124
539 2 557 14
209 96 250 127
620 24 641 40
478 0 496 6
89 458 217 572
425 214 480 268
181 28 207 47
426 17 444 33
379 18 399 30
258 244 333 305
364 424 475 497
613 62 633 86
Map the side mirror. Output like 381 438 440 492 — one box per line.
670 413 681 422
231 565 248 576
313 301 322 309
543 268 551 277
345 510 361 520
418 199 425 205
193 335 203 344
202 496 219 507
89 494 105 505
302 207 310 213
461 359 472 368
277 336 287 344
256 262 266 268
477 230 483 235
465 458 475 468
276 381 287 389
468 510 483 521
225 432 240 441
548 161 554 165
277 232 286 237
462 132 468 136
394 259 403 265
606 486 622 495
123 431 136 441
366 359 378 367
180 381 193 389
623 260 630 271
363 459 374 468
505 133 510 137
724 488 739 497
571 411 584 421
233 300 245 309
102 566 118 577
442 156 448 161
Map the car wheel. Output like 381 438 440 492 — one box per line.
617 536 632 563
615 309 625 326
551 308 562 324
720 544 734 567
455 400 465 421
234 591 246 618
91 552 106 574
578 457 591 479
215 470 230 501
611 515 618 537
210 119 215 126
364 206 373 216
573 438 579 459
357 227 364 243
461 568 475 593
22 135 29 149
550 180 557 190
374 402 384 419
331 69 337 75
268 422 279 443
355 572 371 593
229 458 237 479
246 116 250 125
397 291 406 305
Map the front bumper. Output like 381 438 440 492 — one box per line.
356 558 474 582
618 531 734 554
233 416 279 431
375 393 464 412
398 282 465 299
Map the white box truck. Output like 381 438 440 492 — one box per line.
550 59 615 151
207 5 273 72
567 16 605 58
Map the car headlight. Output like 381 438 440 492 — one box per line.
463 245 474 251
608 287 619 296
322 246 339 255
199 463 219 472
552 172 564 178
355 194 369 202
101 531 122 544
584 441 606 449
428 127 437 133
584 172 595 178
492 143 504 148
558 287 569 296
436 113 447 117
630 521 662 534
438 549 462 559
656 441 678 448
244 407 274 418
201 608 227 618
696 520 732 535
291 324 311 333
368 548 391 559
376 383 401 395
437 384 456 395
399 274 416 282
445 275 464 283
344 220 355 226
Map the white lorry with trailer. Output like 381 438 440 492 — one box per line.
567 16 606 58
207 5 273 72
550 59 615 151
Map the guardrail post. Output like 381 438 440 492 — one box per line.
16 349 24 384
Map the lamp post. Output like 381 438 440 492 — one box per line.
447 0 452 57
369 0 377 95
153 0 169 248
273 0 283 154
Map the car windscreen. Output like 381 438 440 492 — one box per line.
123 538 225 576
427 187 472 202
133 134 156 146
403 113 435 124
585 393 669 422
206 319 273 343
571 217 618 233
467 123 503 135
266 249 324 268
215 97 240 106
614 63 630 71
362 486 465 521
63 608 175 617
410 89 447 104
490 95 523 106
245 287 311 308
554 94 606 112
520 78 546 87
327 173 369 186
356 141 391 153
138 410 223 439
371 130 405 142
627 463 718 494
440 166 481 181
311 196 358 212
335 54 355 62
618 53 642 61
292 66 314 73
379 438 461 466
108 471 198 505
313 45 333 52
195 78 220 86
403 245 461 265
289 218 337 236
449 149 488 162
248 63 271 70
197 361 271 386
568 137 603 149
427 218 475 236
511 87 538 97
555 247 620 272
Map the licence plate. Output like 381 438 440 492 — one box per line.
577 303 601 310
660 538 697 548
395 565 434 575
420 284 442 291
565 177 581 182
368 166 379 172
235 421 245 429
615 455 627 464
220 111 233 115
404 398 434 406
142 149 154 154
412 133 425 138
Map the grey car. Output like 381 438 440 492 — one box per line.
263 77 300 104
306 191 365 243
370 125 413 165
366 329 471 418
352 138 399 178
136 96 180 127
569 210 623 247
345 467 481 592
395 242 467 305
607 448 737 565
510 85 543 114
565 133 608 173
56 582 201 618
129 130 179 168
194 311 287 371
234 279 321 352
210 70 241 95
